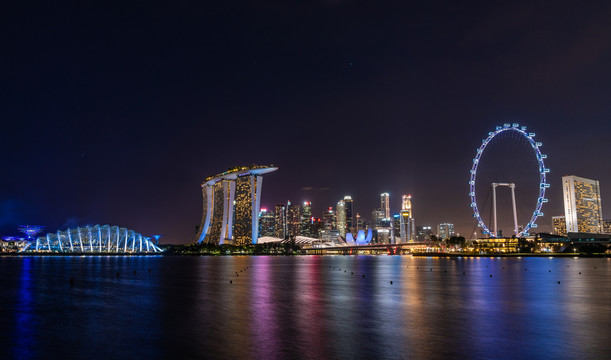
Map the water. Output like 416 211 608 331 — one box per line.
1 255 610 359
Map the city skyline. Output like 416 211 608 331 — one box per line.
2 1 611 243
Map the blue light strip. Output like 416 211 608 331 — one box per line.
68 231 74 252
24 225 163 253
469 124 549 238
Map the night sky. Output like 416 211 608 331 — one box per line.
2 1 611 243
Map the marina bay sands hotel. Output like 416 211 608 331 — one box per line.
195 165 278 245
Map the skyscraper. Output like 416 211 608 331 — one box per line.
380 193 390 219
372 209 385 228
196 165 277 245
300 202 313 237
416 226 433 242
322 207 336 230
274 203 286 239
438 223 455 240
399 195 415 242
552 215 567 236
258 209 275 237
355 213 367 232
392 214 401 243
286 201 302 237
603 219 611 234
372 208 391 244
344 196 354 234
336 200 346 237
563 175 603 233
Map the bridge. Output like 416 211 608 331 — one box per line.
303 242 434 255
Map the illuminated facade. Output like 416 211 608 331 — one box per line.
399 195 415 242
355 213 367 232
274 203 286 239
438 223 455 240
372 208 391 244
322 207 336 230
603 219 611 234
300 202 312 237
23 225 161 253
562 175 603 233
259 209 275 237
286 201 301 237
196 165 278 245
392 214 401 242
552 215 567 236
336 199 346 237
416 225 433 242
372 209 385 228
381 193 390 219
344 196 354 234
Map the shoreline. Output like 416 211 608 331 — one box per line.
2 252 610 258
410 252 610 258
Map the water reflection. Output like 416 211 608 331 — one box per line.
15 257 34 360
1 255 611 359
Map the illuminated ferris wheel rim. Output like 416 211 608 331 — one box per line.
469 123 549 238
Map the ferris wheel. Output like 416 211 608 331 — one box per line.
469 123 549 237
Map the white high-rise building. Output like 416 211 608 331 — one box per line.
563 175 603 233
380 193 390 219
336 200 346 238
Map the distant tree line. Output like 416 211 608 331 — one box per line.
162 242 303 256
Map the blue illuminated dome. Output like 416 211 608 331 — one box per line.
23 225 162 253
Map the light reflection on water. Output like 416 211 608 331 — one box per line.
1 255 610 359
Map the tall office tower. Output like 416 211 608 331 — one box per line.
322 207 336 230
552 216 567 236
258 209 276 237
355 213 367 232
336 200 346 237
399 195 415 242
416 225 433 242
274 203 286 239
344 196 354 234
300 202 313 237
603 219 611 234
437 223 455 240
372 209 391 243
392 214 401 243
196 165 277 245
372 209 385 228
311 218 324 238
563 175 603 233
381 193 390 219
286 201 302 237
